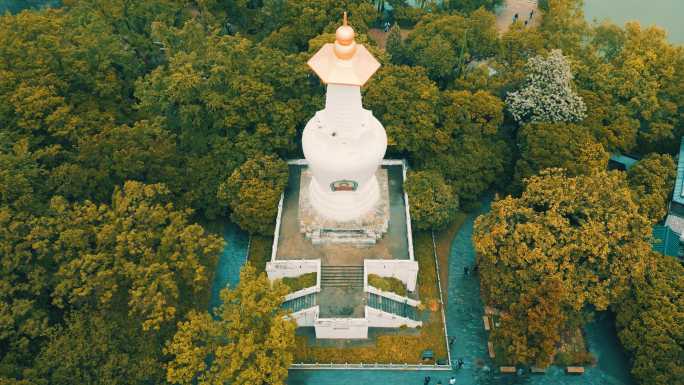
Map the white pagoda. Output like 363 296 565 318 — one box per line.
266 15 421 340
299 14 390 245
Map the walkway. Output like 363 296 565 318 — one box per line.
208 221 249 311
496 0 541 33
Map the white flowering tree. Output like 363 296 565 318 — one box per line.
506 49 586 124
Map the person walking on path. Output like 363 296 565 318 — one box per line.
463 266 469 276
424 376 431 385
457 358 464 369
449 336 455 347
449 377 456 385
529 10 534 19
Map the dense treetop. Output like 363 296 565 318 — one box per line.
1 0 683 383
474 169 654 366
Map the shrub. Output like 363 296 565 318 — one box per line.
217 154 288 235
554 352 572 366
405 170 460 231
570 351 596 366
281 272 317 294
248 235 272 273
368 274 408 297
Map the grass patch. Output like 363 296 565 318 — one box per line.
554 328 596 366
282 272 317 293
433 212 467 301
368 274 407 296
248 235 272 274
292 232 448 364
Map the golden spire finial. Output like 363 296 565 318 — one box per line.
334 11 356 59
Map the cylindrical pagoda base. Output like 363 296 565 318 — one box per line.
308 174 380 222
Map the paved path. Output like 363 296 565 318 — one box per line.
495 0 541 33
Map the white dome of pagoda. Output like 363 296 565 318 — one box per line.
302 14 387 221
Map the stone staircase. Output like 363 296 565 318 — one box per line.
367 292 419 320
320 265 364 288
282 292 317 313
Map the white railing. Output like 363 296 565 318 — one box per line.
365 306 422 328
402 159 415 261
284 285 319 302
366 285 421 307
432 231 452 369
270 193 284 262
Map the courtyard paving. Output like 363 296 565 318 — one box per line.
275 164 410 264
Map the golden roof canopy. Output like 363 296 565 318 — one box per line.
307 12 380 86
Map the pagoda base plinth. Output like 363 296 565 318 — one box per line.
298 169 389 246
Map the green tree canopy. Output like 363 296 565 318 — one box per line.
578 22 684 153
217 155 289 235
257 0 377 52
0 137 47 213
539 0 587 54
0 181 222 379
491 277 567 368
495 22 546 89
2 181 222 332
473 169 653 365
0 8 134 149
513 122 608 191
47 119 181 203
628 153 676 223
443 0 504 13
135 22 319 217
33 311 164 385
386 23 408 65
614 254 684 385
165 264 295 385
405 170 459 230
423 90 511 206
364 65 443 157
404 12 499 85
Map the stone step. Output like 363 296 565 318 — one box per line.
321 269 364 272
320 266 364 288
321 274 364 279
321 282 363 286
321 272 364 277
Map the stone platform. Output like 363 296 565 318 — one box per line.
274 164 410 263
299 169 390 245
